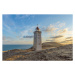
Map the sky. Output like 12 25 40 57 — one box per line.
3 14 73 44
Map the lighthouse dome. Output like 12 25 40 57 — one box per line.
36 27 40 31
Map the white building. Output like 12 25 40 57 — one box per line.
33 26 42 51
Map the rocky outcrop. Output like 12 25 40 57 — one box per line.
3 44 73 61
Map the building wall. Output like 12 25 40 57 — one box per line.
34 31 42 51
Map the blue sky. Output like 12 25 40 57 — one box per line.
3 14 73 44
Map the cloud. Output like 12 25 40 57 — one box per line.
49 35 65 42
56 21 60 24
56 22 65 27
58 23 65 27
20 30 29 37
48 33 73 43
16 36 20 38
60 37 73 44
3 24 11 32
41 22 72 43
65 37 73 41
3 15 17 35
51 35 64 38
57 28 68 34
4 24 11 30
42 22 66 33
3 40 33 44
29 30 33 33
46 40 53 42
3 36 33 44
23 36 33 38
3 15 16 27
20 26 35 38
57 28 73 36
43 24 58 33
3 24 17 37
15 15 30 19
3 36 14 42
48 35 73 45
3 36 6 41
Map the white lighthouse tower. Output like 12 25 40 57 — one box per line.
34 26 42 51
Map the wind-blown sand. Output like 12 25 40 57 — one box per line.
3 43 73 61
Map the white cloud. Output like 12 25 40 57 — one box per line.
20 30 29 37
50 35 65 42
46 35 73 44
20 26 35 38
43 24 58 33
58 23 65 27
42 22 66 33
3 40 33 44
4 24 11 30
57 28 68 34
3 36 6 41
65 37 73 41
57 28 73 36
60 37 73 45
56 21 60 24
51 35 64 38
3 36 14 42
15 15 30 19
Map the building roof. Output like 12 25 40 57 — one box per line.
36 26 40 31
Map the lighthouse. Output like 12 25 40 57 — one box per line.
34 26 42 51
